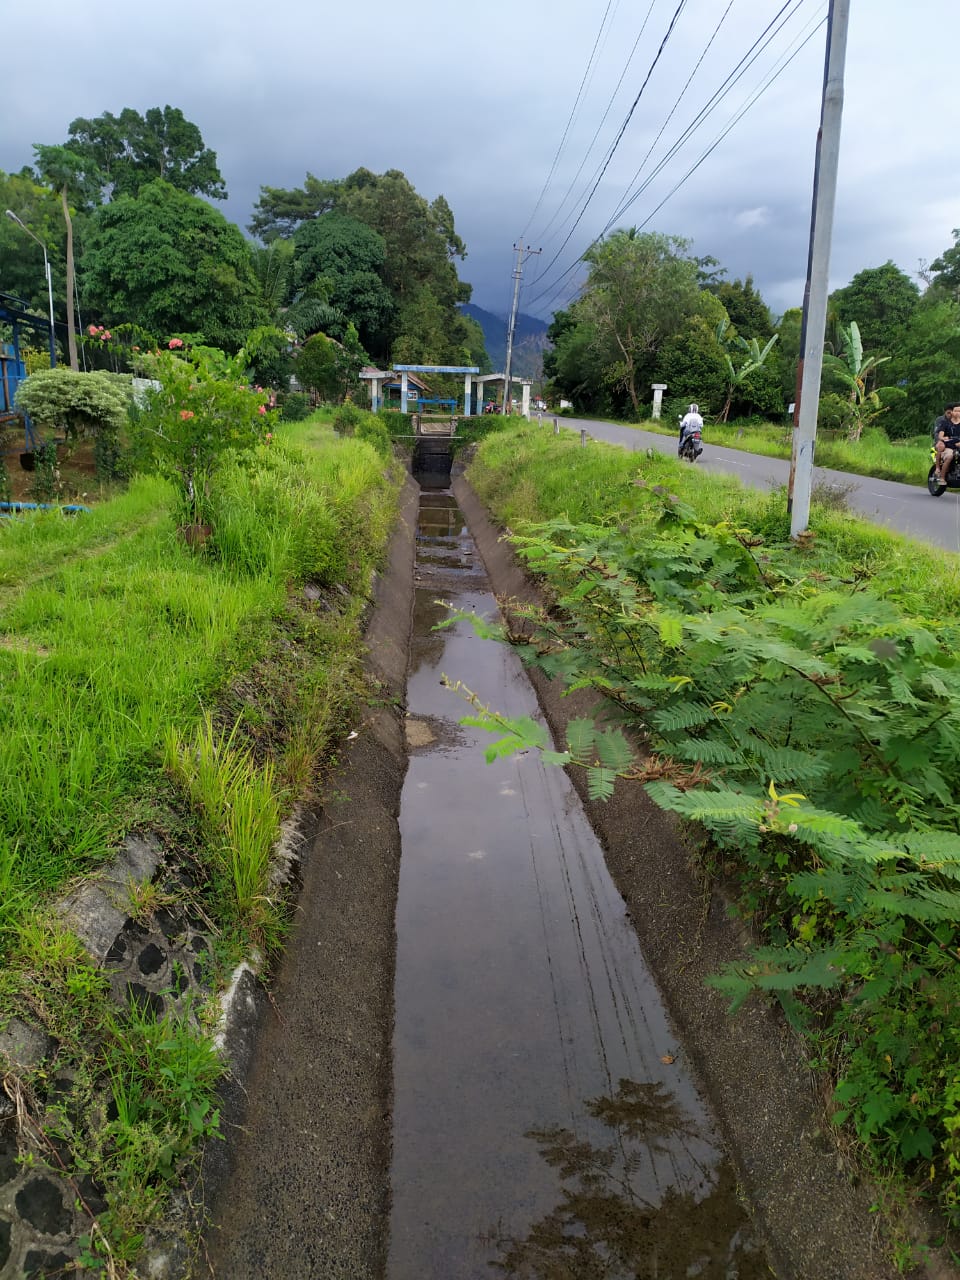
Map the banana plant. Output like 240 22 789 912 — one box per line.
823 320 891 440
715 316 779 421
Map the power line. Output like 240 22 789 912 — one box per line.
523 0 691 301
608 0 817 228
524 0 823 314
528 0 659 251
520 0 620 242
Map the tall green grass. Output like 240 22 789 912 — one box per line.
468 422 960 615
0 426 400 935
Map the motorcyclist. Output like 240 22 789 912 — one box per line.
933 402 960 485
678 403 704 456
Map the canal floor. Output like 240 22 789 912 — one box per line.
386 479 768 1278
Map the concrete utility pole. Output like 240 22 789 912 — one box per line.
502 241 540 412
788 0 850 538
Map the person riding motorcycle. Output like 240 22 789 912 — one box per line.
678 403 704 457
933 402 960 485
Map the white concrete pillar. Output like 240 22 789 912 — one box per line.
651 383 668 420
401 371 409 414
372 377 381 412
521 383 531 418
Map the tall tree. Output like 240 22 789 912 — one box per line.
80 180 267 350
577 229 700 417
65 106 226 201
714 275 774 338
33 144 102 370
0 170 63 311
830 261 920 356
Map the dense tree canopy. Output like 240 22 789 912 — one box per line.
829 261 920 357
65 107 226 203
79 181 267 350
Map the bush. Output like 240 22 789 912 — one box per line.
355 416 391 457
332 401 364 434
280 393 312 422
14 368 132 439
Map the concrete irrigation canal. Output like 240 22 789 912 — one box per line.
388 478 764 1278
205 459 903 1280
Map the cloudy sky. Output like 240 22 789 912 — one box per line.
2 0 957 324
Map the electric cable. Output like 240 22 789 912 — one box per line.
523 0 823 314
522 0 691 301
519 0 620 242
529 0 659 250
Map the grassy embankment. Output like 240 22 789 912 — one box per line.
601 412 932 486
465 420 960 1268
0 411 402 1270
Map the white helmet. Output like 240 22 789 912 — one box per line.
689 403 699 413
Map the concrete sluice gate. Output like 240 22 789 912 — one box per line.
387 473 770 1278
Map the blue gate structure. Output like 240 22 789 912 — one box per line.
0 290 56 452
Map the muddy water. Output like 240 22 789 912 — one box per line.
387 480 769 1279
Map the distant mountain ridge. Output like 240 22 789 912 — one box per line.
459 303 548 379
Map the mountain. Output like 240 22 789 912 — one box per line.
459 303 549 379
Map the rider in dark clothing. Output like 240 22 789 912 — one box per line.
933 403 960 484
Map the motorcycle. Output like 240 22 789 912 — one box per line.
678 424 703 463
927 443 960 496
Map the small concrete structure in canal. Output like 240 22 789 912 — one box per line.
360 364 535 418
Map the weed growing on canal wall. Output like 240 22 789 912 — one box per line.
463 422 960 1236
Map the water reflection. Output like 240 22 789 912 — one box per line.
492 1080 767 1280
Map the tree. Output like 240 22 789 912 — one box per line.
822 320 890 439
714 275 774 338
926 229 960 298
0 170 64 312
715 317 779 421
65 106 226 201
292 213 394 353
33 144 102 371
830 261 920 356
577 229 701 417
80 181 268 350
249 173 338 240
296 324 367 403
880 299 960 438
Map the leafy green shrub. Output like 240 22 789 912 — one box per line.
332 400 364 433
14 368 132 439
128 347 272 521
355 415 391 457
280 392 312 421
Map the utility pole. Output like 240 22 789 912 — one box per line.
502 241 540 413
788 0 850 537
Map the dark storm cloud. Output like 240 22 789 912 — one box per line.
2 0 957 326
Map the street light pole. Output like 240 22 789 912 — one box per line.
5 209 57 368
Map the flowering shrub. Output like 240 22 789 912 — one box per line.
128 346 272 521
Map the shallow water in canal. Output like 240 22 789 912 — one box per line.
386 478 769 1279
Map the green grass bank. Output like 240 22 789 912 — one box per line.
0 411 402 1272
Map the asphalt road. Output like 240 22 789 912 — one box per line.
543 414 960 555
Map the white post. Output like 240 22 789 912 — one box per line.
464 373 472 416
521 383 531 418
651 383 667 420
789 0 850 538
400 370 409 415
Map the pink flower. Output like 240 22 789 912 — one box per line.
265 432 273 442
258 405 267 414
168 337 184 350
87 324 98 336
179 410 195 421
100 331 112 341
